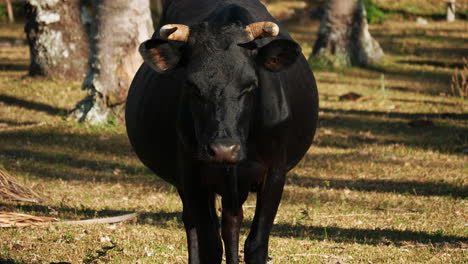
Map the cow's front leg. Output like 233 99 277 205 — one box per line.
222 200 243 264
179 190 223 264
244 163 286 264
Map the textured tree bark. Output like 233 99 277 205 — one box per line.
152 0 163 16
150 0 164 27
446 0 456 22
70 0 153 125
25 0 88 80
5 0 15 23
312 0 384 67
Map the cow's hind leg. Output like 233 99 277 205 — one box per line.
180 190 223 264
244 165 286 264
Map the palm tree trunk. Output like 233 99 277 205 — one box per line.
312 0 384 67
25 0 89 80
70 0 153 125
446 0 456 22
5 0 14 23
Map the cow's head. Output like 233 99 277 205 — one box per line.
139 22 300 163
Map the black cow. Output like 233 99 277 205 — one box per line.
125 0 318 263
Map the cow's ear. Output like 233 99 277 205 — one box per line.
139 39 182 73
257 39 301 72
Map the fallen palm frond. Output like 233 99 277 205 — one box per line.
0 212 58 227
0 211 138 228
0 169 42 203
59 213 138 225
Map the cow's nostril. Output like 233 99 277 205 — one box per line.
209 144 241 162
206 145 216 157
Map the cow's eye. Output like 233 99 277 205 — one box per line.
186 82 203 99
191 88 203 100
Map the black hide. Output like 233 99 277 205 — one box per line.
125 1 319 264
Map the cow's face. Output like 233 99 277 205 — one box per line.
139 22 301 163
183 25 258 163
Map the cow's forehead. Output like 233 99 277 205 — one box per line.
186 44 254 87
186 23 251 54
183 24 256 89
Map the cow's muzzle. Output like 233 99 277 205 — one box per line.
208 143 241 163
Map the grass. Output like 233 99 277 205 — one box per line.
0 6 467 264
375 0 468 19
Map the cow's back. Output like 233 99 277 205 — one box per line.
161 0 272 25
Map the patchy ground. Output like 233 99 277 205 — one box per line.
0 2 467 264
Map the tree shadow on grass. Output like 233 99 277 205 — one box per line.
0 119 39 126
1 148 153 182
0 63 29 71
318 64 457 96
380 46 467 70
0 258 26 264
0 202 132 220
0 128 135 158
0 128 174 188
136 213 468 245
396 59 465 69
0 131 169 184
413 47 468 59
317 109 468 153
0 94 69 116
0 37 27 45
321 93 462 107
321 108 468 120
270 222 468 246
319 79 424 94
378 8 447 21
373 33 468 48
387 98 461 107
364 64 452 94
285 173 467 199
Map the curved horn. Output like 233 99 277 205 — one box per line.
160 24 190 42
245 22 279 41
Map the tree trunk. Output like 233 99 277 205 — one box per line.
312 0 384 67
70 0 153 125
150 0 164 28
5 0 14 23
25 0 89 80
152 0 163 16
446 0 456 22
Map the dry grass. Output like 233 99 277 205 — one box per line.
0 6 467 264
451 58 468 98
376 0 468 17
262 1 308 20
